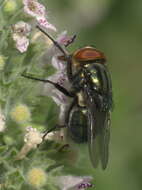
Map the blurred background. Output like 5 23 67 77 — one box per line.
1 0 142 189
46 0 142 189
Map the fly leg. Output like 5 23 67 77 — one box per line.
64 34 76 47
66 56 73 82
65 96 78 125
58 144 70 152
42 124 70 153
22 72 75 97
42 124 70 152
36 124 66 148
43 97 78 151
42 124 66 141
43 97 77 141
35 25 77 85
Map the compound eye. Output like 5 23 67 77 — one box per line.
73 47 106 62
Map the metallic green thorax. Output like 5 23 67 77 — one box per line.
82 62 113 111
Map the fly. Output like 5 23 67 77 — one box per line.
22 25 113 170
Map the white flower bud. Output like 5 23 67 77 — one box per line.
16 127 43 160
24 127 43 147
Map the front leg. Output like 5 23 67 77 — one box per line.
66 56 74 82
42 124 66 141
22 72 75 98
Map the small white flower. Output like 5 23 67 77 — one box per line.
47 31 73 58
15 36 30 53
12 21 31 53
0 110 6 132
23 0 46 18
23 0 56 31
24 126 43 147
16 125 65 160
57 31 74 46
55 175 93 190
37 17 57 31
12 21 31 38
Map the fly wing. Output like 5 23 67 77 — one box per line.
84 86 111 169
87 103 101 168
100 111 111 169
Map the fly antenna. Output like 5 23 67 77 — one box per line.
36 25 69 58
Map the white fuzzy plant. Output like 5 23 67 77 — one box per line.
0 0 94 189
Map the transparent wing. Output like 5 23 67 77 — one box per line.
84 87 111 169
87 106 101 168
100 111 111 169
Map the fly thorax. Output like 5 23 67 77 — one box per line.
88 68 100 90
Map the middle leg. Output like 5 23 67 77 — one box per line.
42 97 78 141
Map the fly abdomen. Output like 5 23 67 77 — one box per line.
68 107 88 143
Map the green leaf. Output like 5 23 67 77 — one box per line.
0 162 8 181
7 169 24 185
5 148 18 160
20 184 33 190
0 145 8 155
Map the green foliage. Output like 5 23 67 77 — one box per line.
0 1 69 189
0 142 67 189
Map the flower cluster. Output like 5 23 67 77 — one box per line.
43 31 74 123
17 126 63 159
23 0 56 31
16 126 43 159
12 21 31 53
11 1 75 128
45 56 68 108
12 0 57 52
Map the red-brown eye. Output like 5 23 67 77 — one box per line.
73 46 106 63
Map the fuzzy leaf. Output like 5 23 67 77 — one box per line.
0 145 8 155
7 169 24 186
